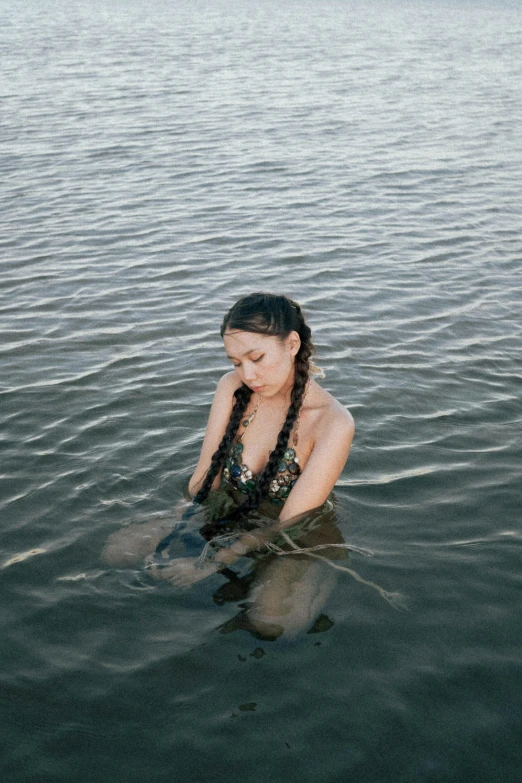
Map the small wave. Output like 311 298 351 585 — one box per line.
2 547 47 569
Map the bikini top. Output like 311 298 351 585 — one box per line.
220 386 308 505
221 441 301 506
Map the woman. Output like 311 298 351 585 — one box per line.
103 293 355 639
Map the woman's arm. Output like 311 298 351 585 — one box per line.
153 405 354 588
278 406 354 525
188 371 242 496
215 404 355 566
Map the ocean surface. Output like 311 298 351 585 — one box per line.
1 0 521 780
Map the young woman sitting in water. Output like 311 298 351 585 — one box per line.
103 293 355 639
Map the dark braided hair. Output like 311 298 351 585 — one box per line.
193 293 316 515
192 384 252 504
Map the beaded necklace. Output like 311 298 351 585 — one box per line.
222 382 310 504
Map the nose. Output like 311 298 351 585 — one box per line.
243 361 257 382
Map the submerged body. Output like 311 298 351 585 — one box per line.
102 494 347 640
102 293 355 640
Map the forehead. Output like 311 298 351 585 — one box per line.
223 330 281 357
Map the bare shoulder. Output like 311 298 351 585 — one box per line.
216 370 243 396
209 371 244 416
306 381 355 442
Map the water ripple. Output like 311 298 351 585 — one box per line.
1 0 522 779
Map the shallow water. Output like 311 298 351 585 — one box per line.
1 0 521 781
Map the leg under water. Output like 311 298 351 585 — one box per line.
101 515 183 568
100 499 401 641
238 553 337 641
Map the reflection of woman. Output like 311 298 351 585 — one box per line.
103 293 355 639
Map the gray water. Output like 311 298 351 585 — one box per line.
1 0 521 781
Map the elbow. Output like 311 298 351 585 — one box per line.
188 473 199 498
344 411 355 447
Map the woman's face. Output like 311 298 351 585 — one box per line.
223 330 300 398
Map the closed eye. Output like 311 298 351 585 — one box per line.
231 354 264 368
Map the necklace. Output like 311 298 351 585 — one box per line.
238 380 310 445
224 382 310 502
238 394 263 442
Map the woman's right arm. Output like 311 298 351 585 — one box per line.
188 371 242 496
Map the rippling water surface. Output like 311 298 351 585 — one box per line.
1 0 521 780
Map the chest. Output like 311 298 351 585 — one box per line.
237 404 313 476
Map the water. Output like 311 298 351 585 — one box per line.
1 0 521 780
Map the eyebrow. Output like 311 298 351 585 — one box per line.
225 348 261 360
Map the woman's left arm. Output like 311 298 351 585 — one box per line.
154 409 354 586
215 406 355 565
278 407 354 526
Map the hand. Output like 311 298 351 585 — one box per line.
148 556 220 588
215 546 241 566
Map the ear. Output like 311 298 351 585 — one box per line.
287 330 301 357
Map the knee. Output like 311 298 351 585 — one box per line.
101 540 141 568
247 615 284 641
101 519 172 568
101 527 144 568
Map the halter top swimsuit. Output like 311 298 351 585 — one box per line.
221 441 301 505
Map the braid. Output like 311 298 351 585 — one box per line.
228 303 314 517
253 351 309 507
193 384 252 504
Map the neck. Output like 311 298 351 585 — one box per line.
273 365 296 405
